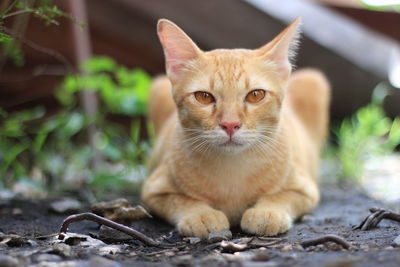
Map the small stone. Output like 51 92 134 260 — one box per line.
52 243 72 257
0 255 19 267
87 256 120 267
251 250 270 262
281 244 293 251
32 253 62 263
392 235 400 247
49 198 82 214
300 215 314 222
172 255 193 265
184 237 201 245
292 244 304 251
11 208 22 216
207 229 232 243
99 225 132 241
97 245 123 256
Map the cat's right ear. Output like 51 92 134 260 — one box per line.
157 19 201 83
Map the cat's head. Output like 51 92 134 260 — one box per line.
157 19 301 154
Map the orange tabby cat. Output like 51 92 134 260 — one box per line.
142 18 330 238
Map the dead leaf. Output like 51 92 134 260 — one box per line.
91 198 152 225
220 240 248 253
0 234 30 247
53 233 105 247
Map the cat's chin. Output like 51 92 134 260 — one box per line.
217 141 249 154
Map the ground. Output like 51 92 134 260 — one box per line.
0 184 399 267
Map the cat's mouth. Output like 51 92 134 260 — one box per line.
220 140 243 147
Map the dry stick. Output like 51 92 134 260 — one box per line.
356 208 400 231
300 234 353 249
59 212 172 248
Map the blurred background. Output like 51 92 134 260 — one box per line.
0 0 399 202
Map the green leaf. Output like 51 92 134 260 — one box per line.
57 112 85 138
0 32 13 43
82 56 117 73
34 131 48 153
0 142 29 177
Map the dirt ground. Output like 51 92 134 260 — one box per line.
0 184 399 267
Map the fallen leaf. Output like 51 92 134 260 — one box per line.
91 198 151 225
220 240 248 253
53 233 105 247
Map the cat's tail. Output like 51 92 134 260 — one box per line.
148 75 176 136
286 69 331 149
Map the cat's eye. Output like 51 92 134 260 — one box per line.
245 89 266 103
194 91 215 105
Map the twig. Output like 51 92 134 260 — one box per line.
59 212 172 248
355 208 400 231
300 234 353 249
1 26 74 74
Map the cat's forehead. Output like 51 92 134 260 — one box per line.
197 49 275 91
205 49 253 64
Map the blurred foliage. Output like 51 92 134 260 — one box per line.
0 56 152 198
0 0 80 66
360 1 400 13
335 83 400 181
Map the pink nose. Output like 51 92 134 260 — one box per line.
219 121 241 137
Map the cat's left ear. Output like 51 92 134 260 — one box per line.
257 18 301 80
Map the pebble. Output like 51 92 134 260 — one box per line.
184 237 201 245
172 255 193 265
281 244 293 251
52 243 72 257
87 256 120 267
32 253 62 263
0 255 19 267
11 208 22 216
49 198 82 214
392 235 400 247
207 229 232 243
243 261 277 267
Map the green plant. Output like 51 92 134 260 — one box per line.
335 83 400 181
0 0 80 66
0 56 152 196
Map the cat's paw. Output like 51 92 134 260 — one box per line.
240 207 292 236
177 209 230 238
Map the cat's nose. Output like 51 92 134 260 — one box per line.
219 121 241 137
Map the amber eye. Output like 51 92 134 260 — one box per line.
245 89 266 103
194 91 215 105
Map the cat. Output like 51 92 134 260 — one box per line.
142 18 330 238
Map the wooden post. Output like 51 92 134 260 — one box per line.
66 0 100 168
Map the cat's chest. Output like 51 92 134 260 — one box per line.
174 157 286 221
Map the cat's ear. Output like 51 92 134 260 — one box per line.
157 19 201 83
257 18 301 80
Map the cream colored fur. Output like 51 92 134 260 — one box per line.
142 19 330 238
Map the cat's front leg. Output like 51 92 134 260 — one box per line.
241 177 319 236
142 167 229 238
146 193 230 238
